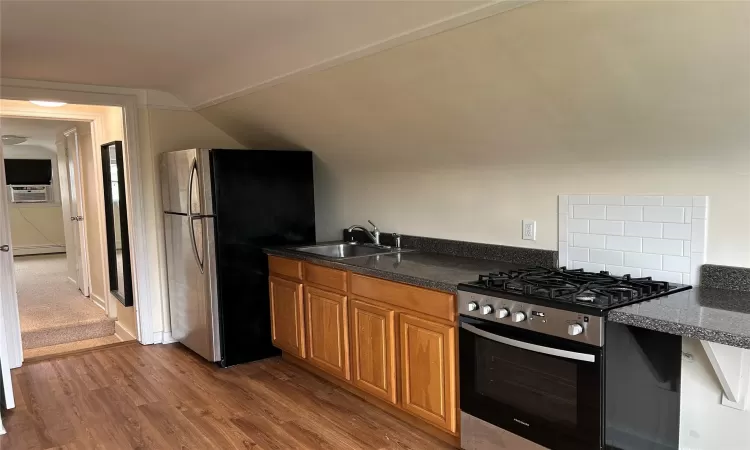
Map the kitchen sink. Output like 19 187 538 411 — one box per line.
294 242 403 259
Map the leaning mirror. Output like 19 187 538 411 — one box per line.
101 141 133 306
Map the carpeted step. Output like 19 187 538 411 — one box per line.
24 334 125 360
22 318 116 349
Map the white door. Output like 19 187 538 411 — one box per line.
0 141 18 408
63 129 90 297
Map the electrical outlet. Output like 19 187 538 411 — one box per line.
522 220 536 241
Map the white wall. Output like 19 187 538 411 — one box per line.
196 1 750 447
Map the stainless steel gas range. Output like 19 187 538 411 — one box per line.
457 267 689 450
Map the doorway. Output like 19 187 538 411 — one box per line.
0 104 137 360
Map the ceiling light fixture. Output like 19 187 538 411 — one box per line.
1 135 29 145
30 100 67 107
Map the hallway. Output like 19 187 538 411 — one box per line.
14 254 118 357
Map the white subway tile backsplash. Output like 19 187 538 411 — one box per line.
590 249 624 265
561 194 709 286
574 205 606 220
606 236 642 252
589 195 624 205
625 196 663 206
559 241 568 267
663 196 693 207
691 220 707 251
643 206 684 223
693 206 707 219
570 195 590 205
624 221 662 238
691 252 704 284
684 207 692 223
589 220 624 236
573 233 606 249
572 261 606 272
606 266 642 277
624 252 662 270
642 269 683 284
642 238 683 256
663 255 690 273
559 215 568 241
569 247 590 262
568 219 590 233
663 223 691 240
607 206 643 221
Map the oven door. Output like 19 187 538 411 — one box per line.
459 316 603 450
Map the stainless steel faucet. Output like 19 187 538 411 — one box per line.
347 220 381 245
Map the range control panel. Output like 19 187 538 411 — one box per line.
458 290 604 346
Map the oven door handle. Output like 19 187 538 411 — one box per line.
461 322 596 363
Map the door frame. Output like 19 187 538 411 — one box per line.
0 87 156 368
61 126 92 299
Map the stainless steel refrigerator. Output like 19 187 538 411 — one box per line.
160 148 315 366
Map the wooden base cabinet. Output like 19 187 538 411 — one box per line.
268 258 458 443
305 286 350 380
399 313 457 433
269 276 305 358
350 298 397 404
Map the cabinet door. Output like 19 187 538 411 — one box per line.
350 298 397 404
305 286 350 380
399 313 457 433
269 276 305 358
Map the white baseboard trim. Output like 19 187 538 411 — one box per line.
91 293 106 311
153 331 179 345
115 321 137 341
13 244 65 256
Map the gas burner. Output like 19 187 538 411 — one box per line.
464 266 689 311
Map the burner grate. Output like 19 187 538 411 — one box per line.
475 267 672 308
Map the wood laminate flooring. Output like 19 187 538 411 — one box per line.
0 343 455 450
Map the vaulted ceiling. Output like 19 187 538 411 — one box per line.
0 0 493 108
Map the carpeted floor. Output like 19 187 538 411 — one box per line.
14 254 115 350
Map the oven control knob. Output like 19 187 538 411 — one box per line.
496 308 510 319
467 302 479 312
511 312 526 323
568 323 584 336
480 305 493 315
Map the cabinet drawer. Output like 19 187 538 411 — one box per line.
268 256 303 280
304 263 347 292
351 274 455 322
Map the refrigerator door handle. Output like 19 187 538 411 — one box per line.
188 157 199 217
189 216 205 273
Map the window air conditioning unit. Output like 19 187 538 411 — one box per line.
10 185 50 203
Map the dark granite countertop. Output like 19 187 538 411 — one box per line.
608 287 750 349
265 244 527 293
